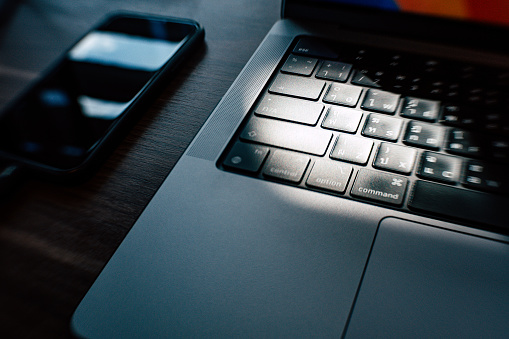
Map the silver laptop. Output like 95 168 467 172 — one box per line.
72 0 509 337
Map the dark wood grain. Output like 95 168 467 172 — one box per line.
0 0 280 337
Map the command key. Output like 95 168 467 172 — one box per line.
351 169 408 206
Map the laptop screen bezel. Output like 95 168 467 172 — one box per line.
282 0 509 54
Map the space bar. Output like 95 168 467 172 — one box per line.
409 180 508 230
240 117 333 156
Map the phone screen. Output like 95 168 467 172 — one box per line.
0 15 200 173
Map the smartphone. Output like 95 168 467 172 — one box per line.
0 12 204 180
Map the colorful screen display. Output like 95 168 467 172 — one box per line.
329 0 509 26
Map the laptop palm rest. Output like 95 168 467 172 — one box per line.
72 157 379 337
345 217 509 338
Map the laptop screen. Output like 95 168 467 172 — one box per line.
319 0 509 26
284 0 509 52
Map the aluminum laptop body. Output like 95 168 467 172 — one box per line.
72 1 509 337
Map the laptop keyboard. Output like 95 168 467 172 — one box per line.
220 36 509 233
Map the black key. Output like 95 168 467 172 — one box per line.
351 69 383 88
362 113 403 141
503 117 509 135
403 121 444 150
281 54 318 76
400 97 440 122
405 77 430 97
386 53 407 69
330 134 373 165
269 74 326 100
255 94 324 125
351 169 408 206
373 143 417 174
263 150 310 183
316 61 352 82
223 142 269 173
463 85 491 105
355 47 396 67
425 81 447 99
418 151 463 184
440 104 479 129
409 180 508 230
440 103 462 126
463 160 507 194
306 160 353 194
442 83 461 100
483 87 504 107
240 117 332 156
389 73 410 92
361 89 400 114
323 83 363 107
489 137 509 163
348 47 376 66
321 106 363 133
446 129 483 158
292 37 339 59
483 112 505 133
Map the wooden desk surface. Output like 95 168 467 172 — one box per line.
0 0 280 336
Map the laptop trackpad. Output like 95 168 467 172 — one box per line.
345 218 509 338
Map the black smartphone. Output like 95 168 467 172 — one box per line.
0 12 204 180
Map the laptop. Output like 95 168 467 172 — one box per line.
72 0 509 337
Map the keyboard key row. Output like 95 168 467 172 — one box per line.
441 104 509 134
291 38 509 107
228 129 508 194
223 141 508 229
273 73 464 128
272 68 508 139
281 48 509 136
254 88 508 161
221 143 500 226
